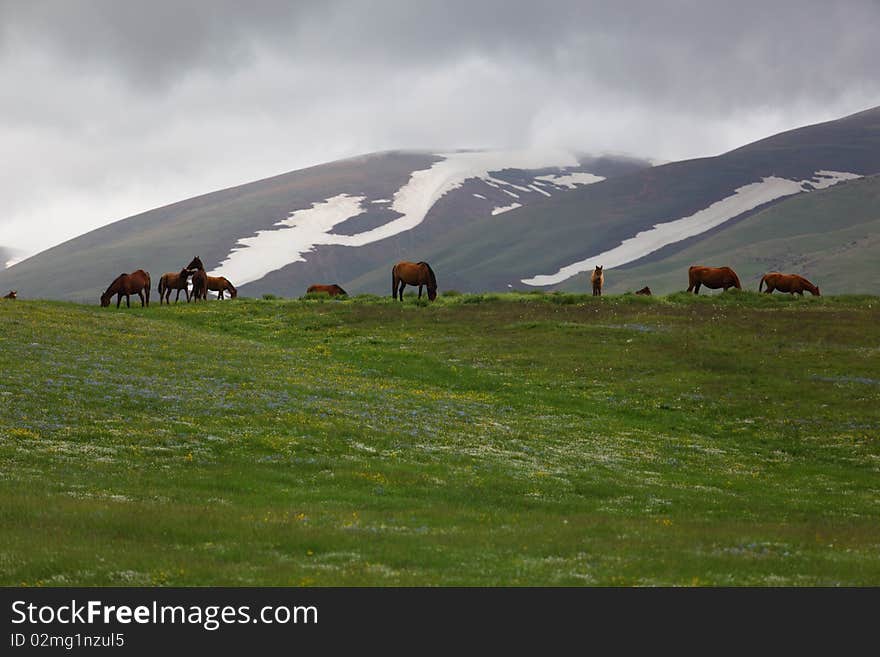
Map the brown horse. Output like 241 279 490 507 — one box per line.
185 256 208 302
686 265 741 294
157 268 191 304
591 265 604 296
759 272 820 296
190 269 208 302
207 276 237 299
100 270 151 308
2 290 16 299
392 261 437 301
307 284 347 297
635 286 652 296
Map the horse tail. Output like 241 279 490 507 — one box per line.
391 264 398 298
758 274 766 292
158 275 165 296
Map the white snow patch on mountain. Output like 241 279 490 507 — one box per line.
535 172 606 188
529 185 551 197
472 193 487 200
210 193 366 286
213 149 582 286
521 171 861 286
491 203 523 215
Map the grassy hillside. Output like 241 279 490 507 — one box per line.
568 174 880 295
1 293 879 585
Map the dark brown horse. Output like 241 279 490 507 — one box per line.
759 272 820 296
185 256 208 302
2 290 16 299
100 270 151 308
635 286 652 296
591 265 604 296
392 261 437 301
307 284 347 297
686 265 741 294
207 276 237 299
157 268 192 304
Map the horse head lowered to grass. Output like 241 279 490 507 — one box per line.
100 270 151 308
392 261 437 301
207 275 237 299
307 284 347 297
759 272 820 296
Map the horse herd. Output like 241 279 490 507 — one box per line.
587 264 820 297
93 258 439 308
1 259 820 308
97 256 238 308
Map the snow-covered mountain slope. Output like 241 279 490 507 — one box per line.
0 150 644 301
3 104 880 300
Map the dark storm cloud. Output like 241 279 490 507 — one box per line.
2 0 879 255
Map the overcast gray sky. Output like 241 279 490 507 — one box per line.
2 0 879 256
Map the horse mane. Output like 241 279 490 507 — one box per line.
418 261 437 289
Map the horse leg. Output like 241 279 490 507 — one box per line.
693 282 701 294
418 285 423 299
397 281 405 301
138 291 145 307
126 294 131 308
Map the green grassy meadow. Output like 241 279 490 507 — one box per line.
1 292 879 585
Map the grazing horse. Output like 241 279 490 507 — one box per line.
2 290 16 299
207 276 237 299
307 284 347 297
686 265 741 294
157 268 192 304
759 272 820 296
185 256 208 302
591 266 604 296
392 261 437 301
635 286 652 296
100 270 151 308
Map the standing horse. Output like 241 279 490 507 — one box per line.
392 261 437 301
759 272 820 296
207 276 238 299
185 256 208 302
157 268 192 304
591 265 604 296
100 270 151 308
307 284 347 297
2 290 16 299
686 265 741 294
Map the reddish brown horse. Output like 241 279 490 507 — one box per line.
635 286 652 296
101 270 151 308
687 265 741 294
157 268 191 304
185 256 208 302
207 276 237 299
307 284 347 297
2 290 16 299
591 265 604 296
392 261 437 301
759 272 820 296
